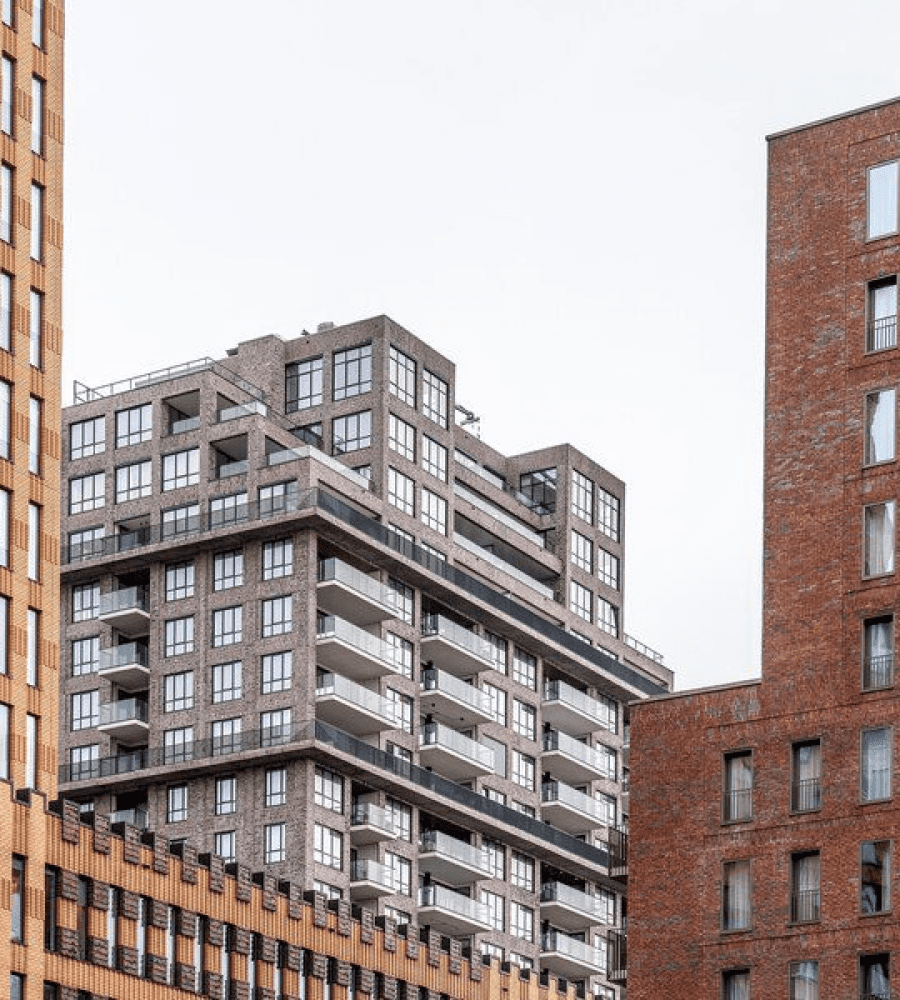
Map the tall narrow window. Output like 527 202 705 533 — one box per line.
333 344 372 400
27 503 39 580
722 972 749 1000
0 271 10 351
32 0 43 48
791 739 821 812
0 703 7 779
865 502 895 576
721 860 751 930
723 750 753 822
389 346 416 406
862 726 892 801
10 854 23 942
29 182 42 261
789 961 818 1000
870 278 899 352
790 851 820 922
31 76 44 154
861 840 891 914
1 56 12 136
869 160 900 239
29 396 41 474
0 164 11 243
29 289 41 368
0 379 10 460
25 713 36 787
865 616 895 690
866 389 896 464
422 369 448 427
284 356 323 412
1 1 11 28
0 488 8 568
26 609 38 686
860 955 890 1000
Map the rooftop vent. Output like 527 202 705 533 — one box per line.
317 321 335 333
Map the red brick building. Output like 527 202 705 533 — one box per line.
629 97 900 999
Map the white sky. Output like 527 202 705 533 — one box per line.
61 1 900 692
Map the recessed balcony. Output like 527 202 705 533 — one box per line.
109 807 149 830
350 801 400 844
419 722 494 780
417 884 491 937
97 587 150 637
542 679 613 737
315 673 399 735
542 730 615 784
317 558 396 625
420 668 492 727
98 698 149 744
541 779 607 833
419 829 490 886
540 882 611 932
98 643 149 692
540 930 607 981
420 615 494 676
349 859 395 900
316 615 400 680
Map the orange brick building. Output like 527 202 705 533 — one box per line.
629 97 900 999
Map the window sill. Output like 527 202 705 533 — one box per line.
720 926 752 936
789 807 822 817
860 908 892 919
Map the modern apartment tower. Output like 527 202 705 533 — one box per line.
57 316 671 997
629 98 900 999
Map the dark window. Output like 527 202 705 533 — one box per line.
285 357 323 412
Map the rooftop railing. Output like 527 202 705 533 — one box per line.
624 633 665 665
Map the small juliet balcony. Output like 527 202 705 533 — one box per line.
350 800 400 845
98 698 149 744
420 667 492 727
97 587 150 637
542 730 615 784
98 643 149 692
317 558 396 625
540 882 611 932
420 615 494 676
541 779 607 834
419 721 494 780
540 930 608 981
316 615 400 680
315 673 399 735
542 679 614 736
419 830 490 886
417 884 491 937
349 859 395 900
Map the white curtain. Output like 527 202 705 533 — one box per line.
791 961 819 1000
725 971 749 1000
863 728 892 801
793 853 820 920
865 502 895 576
867 389 896 463
724 862 750 929
864 959 890 999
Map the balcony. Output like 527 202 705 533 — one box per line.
540 882 611 932
607 928 627 984
98 699 149 744
419 830 490 886
419 722 494 780
317 558 396 625
864 653 894 690
97 587 150 637
316 615 400 680
350 801 400 844
217 399 267 422
420 615 494 676
790 889 821 924
98 643 150 692
420 668 492 727
540 930 608 981
417 884 491 937
109 807 149 830
791 777 821 813
542 680 615 736
868 313 898 353
315 673 399 735
349 859 395 900
542 780 607 833
542 730 615 784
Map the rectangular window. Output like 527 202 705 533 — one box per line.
512 750 535 790
213 550 243 591
481 837 505 878
385 797 411 840
314 766 344 812
860 955 890 1000
27 503 39 580
485 631 508 673
212 606 242 647
115 460 151 502
862 727 892 801
209 491 248 527
265 767 286 807
161 503 199 538
212 717 242 756
510 902 533 942
598 549 620 589
162 448 199 490
71 636 99 676
0 164 11 244
332 410 372 454
571 470 594 523
385 852 411 896
791 851 820 922
261 651 291 694
598 487 620 541
389 346 416 406
29 288 41 367
422 435 448 481
285 356 323 412
262 596 292 637
258 480 295 517
164 617 194 657
869 277 898 352
28 396 40 473
165 561 194 601
420 487 447 534
215 776 237 816
333 343 372 400
30 182 42 260
869 160 900 239
70 690 98 731
69 472 105 514
211 660 242 703
32 0 43 47
10 854 23 942
722 971 749 1000
264 822 286 863
163 671 194 712
71 417 107 460
598 596 619 636
25 713 36 787
387 577 414 624
31 75 43 154
570 580 593 622
865 615 895 689
866 389 897 464
167 785 188 823
512 699 536 740
510 851 534 891
214 831 235 863
865 501 895 576
792 739 821 812
386 688 413 733
313 823 343 868
481 889 505 931
0 703 7 778
0 272 9 351
862 840 891 914
25 608 37 686
116 404 152 447
385 633 413 677
72 582 100 622
722 860 751 930
387 467 415 515
263 538 292 580
260 708 291 747
571 530 592 572
69 743 99 780
0 487 8 567
0 57 11 136
512 648 537 690
422 369 448 427
723 750 753 822
388 413 415 460
484 682 506 724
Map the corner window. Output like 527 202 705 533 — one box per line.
422 369 448 427
864 502 895 577
869 278 899 352
862 727 892 801
869 160 900 239
791 739 821 812
721 859 751 930
861 840 891 914
866 389 896 464
864 616 895 690
790 851 820 923
723 750 753 822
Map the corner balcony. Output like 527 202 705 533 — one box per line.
420 668 492 727
420 615 494 676
349 859 395 901
540 882 611 932
417 884 491 937
541 780 607 834
317 558 396 625
97 587 150 637
98 643 150 692
109 806 149 830
419 829 490 886
542 730 615 784
419 721 494 780
98 699 149 744
542 679 614 736
316 615 400 680
350 801 400 844
540 930 607 981
315 673 399 735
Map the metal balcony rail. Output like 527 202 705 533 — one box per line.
723 788 753 822
860 991 891 1000
350 801 398 833
420 722 495 770
542 780 606 823
452 533 555 599
421 614 494 663
606 928 627 982
540 881 608 919
454 481 551 550
350 859 394 888
418 884 489 922
109 807 148 829
316 615 401 672
791 777 821 812
98 586 149 616
99 699 148 726
543 730 615 779
540 930 606 966
453 450 554 516
542 679 617 732
421 667 492 715
316 673 399 725
608 827 628 872
624 633 665 665
867 314 898 353
864 653 894 689
419 830 489 873
790 889 821 923
317 557 393 606
98 643 149 670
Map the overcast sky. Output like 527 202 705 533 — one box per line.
61 1 900 691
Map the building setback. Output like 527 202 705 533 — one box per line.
629 97 900 999
57 316 671 998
